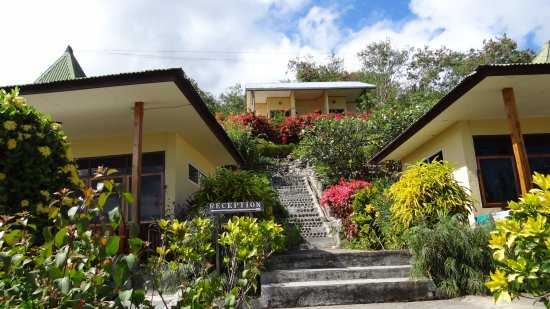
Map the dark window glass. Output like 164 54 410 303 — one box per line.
478 158 518 204
76 159 90 178
329 109 345 114
473 136 513 156
140 175 163 221
90 155 130 175
529 156 550 175
424 151 443 163
525 134 550 154
142 152 165 173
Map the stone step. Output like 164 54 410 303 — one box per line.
268 250 411 270
261 265 411 284
257 277 437 308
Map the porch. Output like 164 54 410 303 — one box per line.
245 81 374 118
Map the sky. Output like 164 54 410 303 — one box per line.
1 0 550 95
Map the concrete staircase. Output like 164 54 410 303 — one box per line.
257 249 438 308
269 160 339 249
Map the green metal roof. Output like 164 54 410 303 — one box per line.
532 41 550 64
35 45 86 83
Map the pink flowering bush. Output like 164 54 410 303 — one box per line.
320 178 370 238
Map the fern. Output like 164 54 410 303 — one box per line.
407 215 495 297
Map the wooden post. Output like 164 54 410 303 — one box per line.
290 91 296 116
323 90 329 114
131 102 144 233
502 88 531 194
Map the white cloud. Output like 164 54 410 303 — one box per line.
1 0 549 94
298 6 342 51
337 0 550 70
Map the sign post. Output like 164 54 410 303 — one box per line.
207 201 263 273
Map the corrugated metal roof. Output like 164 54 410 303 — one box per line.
532 41 550 64
35 46 86 83
245 81 375 91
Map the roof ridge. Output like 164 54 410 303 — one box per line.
35 45 86 83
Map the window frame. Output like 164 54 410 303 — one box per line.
423 149 444 163
475 154 521 208
188 162 206 186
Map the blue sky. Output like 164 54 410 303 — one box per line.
0 0 548 93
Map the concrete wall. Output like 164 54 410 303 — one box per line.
70 132 216 216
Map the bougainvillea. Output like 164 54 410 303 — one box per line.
0 89 81 217
226 113 278 141
320 178 369 238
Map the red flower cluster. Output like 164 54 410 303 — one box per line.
227 113 277 141
226 112 369 144
320 178 370 239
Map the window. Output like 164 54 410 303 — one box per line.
76 152 165 222
473 136 518 208
270 110 290 118
424 150 443 163
188 163 206 185
474 134 550 208
329 109 345 114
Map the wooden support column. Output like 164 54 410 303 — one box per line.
131 102 144 233
290 91 296 116
502 87 531 194
323 90 329 114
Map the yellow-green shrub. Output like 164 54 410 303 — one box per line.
388 161 472 230
0 89 80 216
486 173 550 307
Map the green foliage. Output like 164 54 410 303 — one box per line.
0 89 81 218
389 161 472 230
149 216 284 308
363 91 441 157
219 217 285 308
295 117 370 184
0 173 148 307
288 55 356 82
218 84 245 115
407 215 495 298
349 178 402 250
149 217 221 308
224 121 262 168
194 167 282 219
486 173 550 307
257 140 295 158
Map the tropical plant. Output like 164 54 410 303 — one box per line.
486 173 550 308
0 171 148 307
226 113 277 142
193 167 282 220
388 161 472 231
295 117 371 184
0 89 81 221
149 217 220 308
219 217 285 308
256 140 295 158
407 214 495 298
320 178 369 238
349 178 399 249
224 121 262 167
149 216 285 308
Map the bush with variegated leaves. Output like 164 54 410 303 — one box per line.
0 89 80 217
486 172 550 308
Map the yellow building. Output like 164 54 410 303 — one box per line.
370 62 550 218
4 46 242 228
245 81 375 117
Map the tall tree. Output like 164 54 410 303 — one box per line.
219 83 245 115
288 55 351 82
188 77 220 113
357 40 410 106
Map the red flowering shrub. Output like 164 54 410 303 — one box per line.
226 113 278 142
320 178 369 239
225 112 369 144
